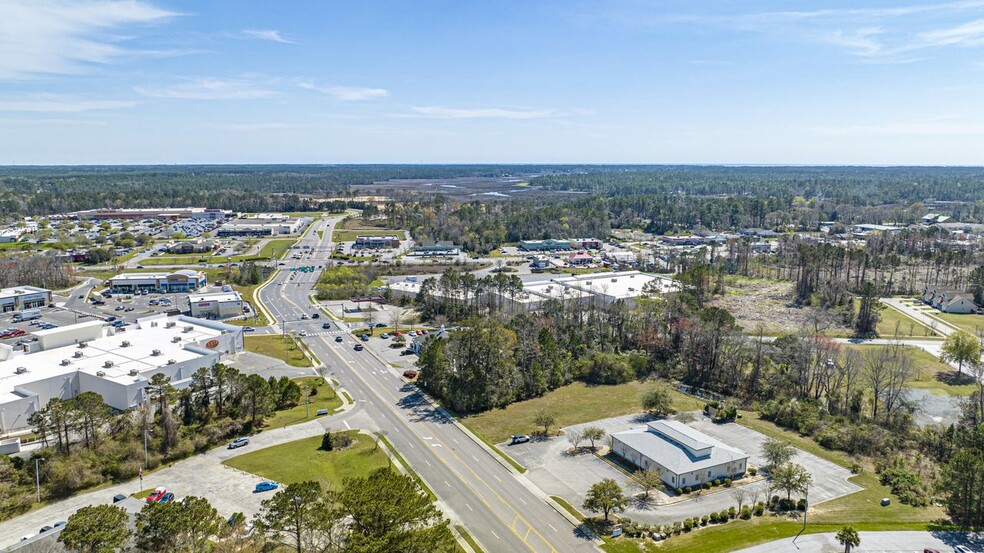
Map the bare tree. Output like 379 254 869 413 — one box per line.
731 487 749 511
567 430 584 452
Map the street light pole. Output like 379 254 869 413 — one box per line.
35 457 45 502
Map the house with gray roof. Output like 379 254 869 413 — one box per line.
611 420 749 489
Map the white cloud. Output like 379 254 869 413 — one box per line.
919 18 984 46
135 78 279 100
0 0 177 80
242 29 294 44
0 96 136 112
410 106 553 119
299 82 389 101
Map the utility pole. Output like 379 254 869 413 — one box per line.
35 457 45 502
793 484 809 544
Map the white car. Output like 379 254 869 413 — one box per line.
228 437 249 449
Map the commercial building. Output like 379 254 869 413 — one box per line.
409 242 460 256
188 291 244 320
550 271 680 307
354 235 401 249
0 315 243 433
518 238 601 251
217 214 301 237
0 286 52 313
167 240 216 254
107 270 206 294
611 420 749 489
69 208 232 220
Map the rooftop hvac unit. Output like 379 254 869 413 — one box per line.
96 371 106 377
183 326 194 333
151 349 161 356
121 340 131 347
73 351 84 358
165 321 176 329
167 359 177 365
14 367 27 374
77 342 88 348
628 287 635 292
129 369 139 376
60 359 71 366
172 336 182 343
611 278 618 282
103 360 114 368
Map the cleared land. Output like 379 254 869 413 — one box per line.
843 343 975 396
244 335 312 367
222 430 390 489
262 376 343 428
332 229 404 242
460 380 704 444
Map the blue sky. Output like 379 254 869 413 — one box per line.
3 0 984 164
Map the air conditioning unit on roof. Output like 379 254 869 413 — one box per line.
96 371 106 377
151 349 161 356
15 367 27 374
73 351 84 358
60 359 71 366
121 340 131 347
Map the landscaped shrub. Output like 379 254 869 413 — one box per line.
702 482 711 490
683 519 693 532
713 479 721 486
728 506 737 519
797 498 807 511
683 486 692 494
753 502 765 516
675 487 683 495
740 505 752 519
709 512 720 523
777 498 796 511
700 515 709 526
718 510 729 522
748 466 758 476
724 477 732 487
672 521 682 535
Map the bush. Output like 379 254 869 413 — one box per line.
718 510 729 522
683 519 693 532
748 466 758 476
709 512 720 523
702 482 711 490
675 487 683 495
700 515 709 526
797 498 807 511
671 522 682 535
683 486 692 494
724 478 732 487
713 479 721 486
879 464 929 507
740 505 752 519
753 502 765 516
728 506 737 519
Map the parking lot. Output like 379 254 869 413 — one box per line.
504 412 862 525
0 308 96 347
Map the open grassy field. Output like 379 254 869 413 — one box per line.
139 255 211 266
332 229 403 242
244 335 311 367
262 376 343 428
460 380 705 445
876 303 940 338
934 312 984 335
222 430 390 489
842 343 974 396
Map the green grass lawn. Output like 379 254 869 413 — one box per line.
262 377 343 428
876 304 941 338
842 343 974 396
332 229 403 242
460 380 704 445
139 255 212 266
934 312 984 335
254 238 296 260
222 430 390 489
244 335 312 367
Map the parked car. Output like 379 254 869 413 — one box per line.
375 323 386 328
115 306 124 311
254 481 279 493
113 493 127 503
360 334 369 341
380 333 389 339
158 492 175 503
228 437 249 449
243 326 255 332
402 370 418 379
954 547 976 553
146 487 167 503
509 435 531 445
335 336 343 342
401 349 414 356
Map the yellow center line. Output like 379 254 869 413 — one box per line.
316 335 549 553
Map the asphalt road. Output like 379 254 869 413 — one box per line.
261 218 599 553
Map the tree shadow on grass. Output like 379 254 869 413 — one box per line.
935 371 976 386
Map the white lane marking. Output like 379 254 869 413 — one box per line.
423 436 432 440
493 474 501 482
452 437 459 445
432 444 443 448
471 455 479 461
343 421 351 430
424 460 431 467
490 530 500 540
444 480 451 488
548 523 557 532
408 442 414 448
465 503 473 511
518 497 527 505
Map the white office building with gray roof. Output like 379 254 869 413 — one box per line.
611 419 749 489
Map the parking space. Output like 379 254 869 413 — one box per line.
0 308 92 347
503 412 862 525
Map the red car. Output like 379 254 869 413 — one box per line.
146 487 167 503
402 370 418 379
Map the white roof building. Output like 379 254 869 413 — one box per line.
612 420 749 488
0 315 242 434
0 286 52 313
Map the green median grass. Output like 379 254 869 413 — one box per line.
332 229 402 242
262 377 343 429
244 335 312 367
222 430 390 489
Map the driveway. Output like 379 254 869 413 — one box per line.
734 530 984 552
506 413 860 525
881 297 958 337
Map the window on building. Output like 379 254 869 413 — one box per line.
682 477 686 485
708 471 712 477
